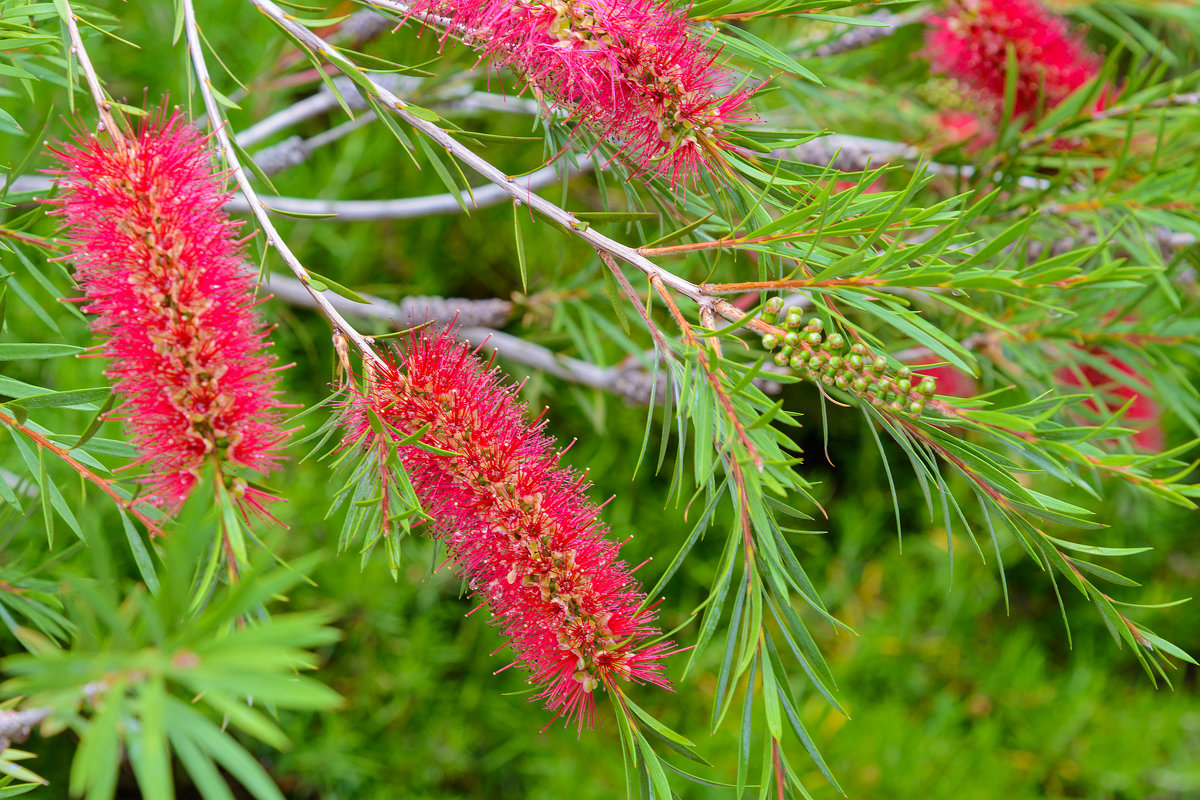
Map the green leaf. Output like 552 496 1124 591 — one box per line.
130 677 173 800
513 203 528 293
68 391 118 452
0 343 82 360
70 679 125 800
2 387 110 410
303 269 369 304
119 510 160 595
165 699 285 800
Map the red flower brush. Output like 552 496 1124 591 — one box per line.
47 114 287 514
338 331 671 729
1058 350 1162 451
402 0 757 187
924 0 1101 125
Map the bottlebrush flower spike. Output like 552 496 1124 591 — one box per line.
1057 350 1163 451
47 114 287 514
338 331 671 729
924 0 1101 124
402 0 757 187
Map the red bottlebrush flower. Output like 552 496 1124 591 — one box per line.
1057 350 1162 451
338 331 671 729
47 115 287 513
924 0 1101 125
928 109 991 151
914 358 978 399
403 0 757 187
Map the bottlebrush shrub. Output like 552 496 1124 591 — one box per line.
336 330 671 728
396 0 757 186
46 115 286 514
924 0 1101 126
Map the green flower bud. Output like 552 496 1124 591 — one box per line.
918 377 936 396
821 374 834 385
896 378 912 394
877 377 892 393
765 297 783 314
790 352 807 369
785 311 804 329
871 356 887 373
825 333 845 351
805 318 824 333
890 400 905 413
773 348 792 367
762 334 779 350
847 353 864 370
852 377 869 393
897 365 912 379
784 332 800 347
835 374 851 390
850 343 865 355
828 355 844 370
910 401 926 417
805 331 823 346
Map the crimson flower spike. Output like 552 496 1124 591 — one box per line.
46 113 287 517
401 0 758 189
924 0 1102 125
337 330 672 729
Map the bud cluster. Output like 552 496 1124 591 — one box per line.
758 298 936 418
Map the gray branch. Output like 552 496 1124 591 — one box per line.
263 271 668 403
224 162 584 220
782 134 1052 190
800 9 924 59
0 707 51 753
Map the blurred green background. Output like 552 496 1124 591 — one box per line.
2 1 1197 798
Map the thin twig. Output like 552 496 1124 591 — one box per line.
251 0 698 300
263 270 669 403
799 9 924 59
781 134 1050 190
0 707 52 755
182 0 385 366
226 163 583 220
58 0 122 140
235 74 418 147
0 410 164 536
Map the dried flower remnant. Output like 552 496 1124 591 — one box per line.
48 115 287 514
403 0 757 187
338 331 671 728
924 0 1101 125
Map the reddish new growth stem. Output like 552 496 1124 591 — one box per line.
47 114 287 514
396 0 757 187
338 331 671 729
